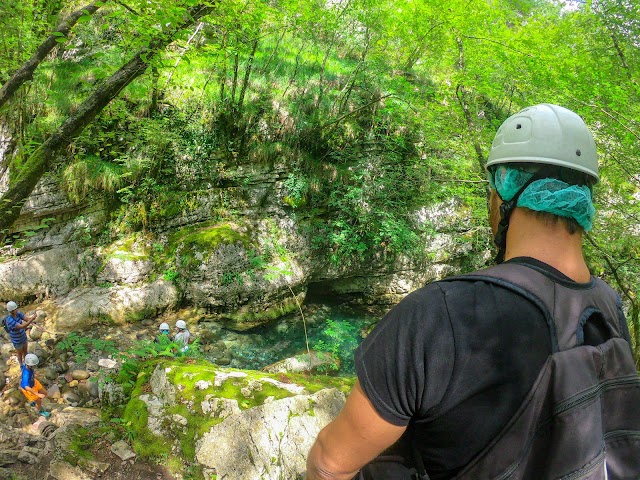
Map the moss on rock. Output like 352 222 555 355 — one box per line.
102 234 151 262
168 223 251 255
120 358 353 477
218 294 301 331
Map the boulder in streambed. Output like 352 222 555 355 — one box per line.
263 350 341 375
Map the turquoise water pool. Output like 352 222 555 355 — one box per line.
215 303 381 375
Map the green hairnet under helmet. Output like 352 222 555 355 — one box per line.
487 104 598 262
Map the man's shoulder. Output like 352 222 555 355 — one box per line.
398 272 519 306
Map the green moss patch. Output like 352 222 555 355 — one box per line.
156 222 253 273
220 296 299 330
122 367 174 459
103 234 150 262
121 358 354 474
169 222 251 253
64 426 96 465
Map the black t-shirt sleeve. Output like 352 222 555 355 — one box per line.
355 284 455 426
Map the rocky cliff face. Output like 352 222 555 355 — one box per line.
0 155 487 334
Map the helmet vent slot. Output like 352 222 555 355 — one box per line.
576 149 581 156
516 124 522 129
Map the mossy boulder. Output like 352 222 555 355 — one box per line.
165 219 309 330
121 359 352 479
97 235 153 285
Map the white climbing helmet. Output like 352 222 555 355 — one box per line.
487 104 599 182
6 301 17 312
25 354 39 366
175 320 187 330
159 322 170 331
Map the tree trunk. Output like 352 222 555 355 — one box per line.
230 51 240 103
456 84 486 177
281 44 304 100
0 4 214 239
219 33 228 101
260 27 286 75
0 0 105 111
150 66 159 116
237 37 259 114
454 36 486 179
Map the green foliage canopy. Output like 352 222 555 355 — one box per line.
0 0 639 358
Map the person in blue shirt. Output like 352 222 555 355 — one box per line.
20 353 49 418
5 301 36 366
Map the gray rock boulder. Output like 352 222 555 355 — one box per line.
50 279 179 332
48 384 61 399
61 390 80 405
110 440 136 461
263 351 340 375
0 450 19 467
195 388 345 479
96 250 154 285
28 325 43 340
70 370 90 380
0 344 12 359
98 379 126 406
0 246 82 301
49 407 101 427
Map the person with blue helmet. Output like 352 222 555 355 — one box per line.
306 105 639 480
154 322 171 344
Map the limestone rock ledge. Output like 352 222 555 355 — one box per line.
196 388 343 479
50 279 179 332
123 361 350 480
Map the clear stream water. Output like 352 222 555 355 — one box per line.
215 302 382 375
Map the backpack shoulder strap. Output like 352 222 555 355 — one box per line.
441 263 623 352
444 264 640 480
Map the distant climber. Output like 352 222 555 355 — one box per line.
155 322 171 344
20 353 49 418
174 320 190 353
4 301 36 366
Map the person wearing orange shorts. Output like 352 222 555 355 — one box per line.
20 353 49 417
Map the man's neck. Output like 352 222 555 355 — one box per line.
504 209 591 283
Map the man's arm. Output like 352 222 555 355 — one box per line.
13 313 35 330
306 380 406 480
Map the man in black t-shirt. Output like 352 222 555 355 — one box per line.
305 105 635 480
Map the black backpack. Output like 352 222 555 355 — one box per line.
1 316 9 334
445 263 640 480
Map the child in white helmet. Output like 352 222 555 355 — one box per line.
20 354 49 418
174 320 190 353
4 301 37 366
154 322 171 345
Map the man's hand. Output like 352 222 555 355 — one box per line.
37 393 45 399
306 381 406 480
